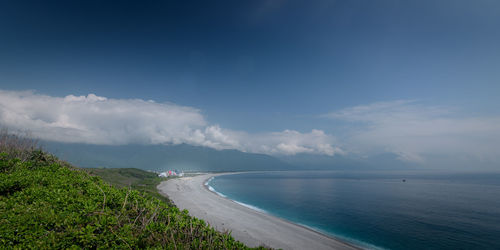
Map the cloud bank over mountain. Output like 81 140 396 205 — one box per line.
0 90 340 156
2 89 498 166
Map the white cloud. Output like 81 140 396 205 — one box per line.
0 90 207 145
324 100 500 164
0 90 341 156
233 129 343 156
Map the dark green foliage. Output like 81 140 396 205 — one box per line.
0 150 264 249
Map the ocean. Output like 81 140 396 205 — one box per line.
207 171 500 249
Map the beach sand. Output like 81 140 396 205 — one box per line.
157 174 359 250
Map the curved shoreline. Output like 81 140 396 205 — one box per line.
203 175 362 248
158 173 360 250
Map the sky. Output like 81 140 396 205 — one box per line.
0 0 499 169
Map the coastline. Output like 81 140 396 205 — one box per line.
157 173 360 250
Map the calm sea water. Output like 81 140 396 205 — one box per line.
207 171 500 250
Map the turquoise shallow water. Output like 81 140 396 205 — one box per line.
208 171 500 250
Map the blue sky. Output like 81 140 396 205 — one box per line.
1 1 499 168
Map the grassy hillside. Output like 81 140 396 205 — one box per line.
85 167 171 204
0 138 263 248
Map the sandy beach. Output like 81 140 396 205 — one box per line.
157 174 359 250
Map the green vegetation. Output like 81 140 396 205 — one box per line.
86 167 172 205
0 131 264 249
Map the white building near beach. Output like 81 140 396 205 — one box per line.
158 170 184 177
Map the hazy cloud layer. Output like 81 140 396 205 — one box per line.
224 128 343 156
0 90 339 156
324 100 500 164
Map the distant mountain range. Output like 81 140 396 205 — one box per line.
42 142 291 172
42 141 414 172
